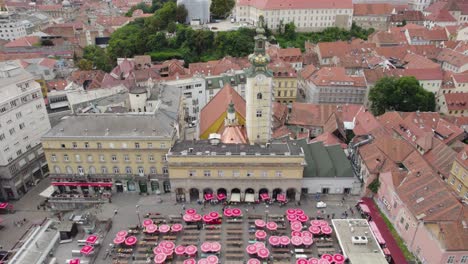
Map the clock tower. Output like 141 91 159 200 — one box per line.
246 15 273 144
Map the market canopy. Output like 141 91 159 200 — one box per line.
230 193 240 203
245 193 255 203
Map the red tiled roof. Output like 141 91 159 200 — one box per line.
237 0 352 10
437 48 468 68
353 3 394 16
300 64 317 79
189 56 249 76
199 84 246 137
272 102 288 128
4 36 40 48
269 60 297 78
220 126 248 144
272 125 292 139
403 53 441 70
38 58 57 69
288 103 337 126
378 111 404 130
455 144 468 168
444 93 468 111
310 132 346 148
277 48 302 62
47 79 68 91
390 10 424 22
309 67 366 87
317 41 376 59
96 16 132 27
426 9 457 22
353 109 384 136
452 71 468 84
403 68 443 80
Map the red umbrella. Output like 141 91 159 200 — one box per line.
85 235 98 245
296 258 308 264
204 193 213 201
246 244 258 254
302 236 313 246
202 215 212 223
210 242 221 252
297 214 309 222
277 194 286 202
232 208 242 216
217 193 226 200
319 220 329 227
302 231 312 237
291 221 302 231
116 230 128 237
309 226 321 234
321 254 333 262
310 220 321 226
159 224 170 233
286 208 296 215
279 236 290 245
154 253 167 264
295 209 304 215
185 245 198 255
184 259 196 264
114 236 125 245
247 259 261 264
198 259 209 264
201 242 212 252
318 259 330 264
260 193 270 201
255 230 267 240
223 208 232 217
207 255 219 264
171 223 183 232
291 231 302 237
291 236 302 246
163 241 175 250
257 248 270 259
192 214 202 221
321 226 332 235
287 214 297 221
209 211 219 219
333 254 346 263
142 219 153 227
308 258 320 264
266 222 277 231
145 224 157 233
80 245 94 255
254 219 266 227
254 242 265 249
161 247 173 255
174 245 186 255
153 247 163 254
183 214 193 222
186 208 197 215
268 236 280 246
68 259 80 264
125 236 137 246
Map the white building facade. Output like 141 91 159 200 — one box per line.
0 12 27 41
166 76 206 122
0 61 51 200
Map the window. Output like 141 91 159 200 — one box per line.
135 143 140 149
233 170 240 177
87 155 93 162
16 149 22 156
64 154 69 161
136 155 142 162
400 217 404 224
18 122 25 130
72 142 77 148
275 171 282 177
247 171 253 177
150 167 156 174
112 155 117 161
450 177 455 185
457 183 462 192
126 167 132 174
204 170 211 177
261 171 268 177
9 128 15 135
447 256 455 263
99 155 105 162
51 154 57 162
97 142 102 149
189 170 196 177
149 155 154 162
163 167 168 174
78 166 84 174
113 167 120 173
138 167 144 175
405 223 409 230
256 110 262 117
257 93 262 99
124 155 129 162
160 143 166 148
0 134 5 141
75 154 81 162
461 256 468 263
101 166 108 173
15 112 21 119
218 170 224 177
148 143 153 148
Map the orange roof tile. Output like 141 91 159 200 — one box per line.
310 132 346 148
444 93 468 111
237 0 352 10
353 3 394 16
4 36 40 48
309 67 366 87
403 53 441 69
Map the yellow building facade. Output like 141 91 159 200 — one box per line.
274 76 298 105
448 147 468 200
167 140 305 202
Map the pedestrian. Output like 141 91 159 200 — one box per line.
331 213 335 219
350 208 354 215
37 205 40 210
327 214 329 219
182 204 186 210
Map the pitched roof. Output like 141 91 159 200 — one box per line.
38 58 57 69
403 53 441 69
199 84 246 136
403 68 443 80
353 109 384 136
444 93 468 111
436 48 468 68
4 36 40 48
317 41 376 59
309 67 366 87
353 3 394 16
310 132 346 149
220 126 248 144
426 9 457 22
300 64 317 79
423 137 457 178
288 103 338 126
189 56 249 76
390 10 425 22
236 0 352 10
452 71 468 84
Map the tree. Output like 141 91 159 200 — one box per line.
147 32 168 50
167 21 177 33
368 178 380 194
210 0 235 18
284 22 296 40
77 59 93 70
175 4 188 24
369 76 435 116
83 45 114 72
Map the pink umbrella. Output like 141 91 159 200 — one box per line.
260 193 269 201
232 208 242 217
255 230 267 240
184 259 196 264
247 259 261 264
80 245 94 255
302 236 313 246
255 219 266 228
286 208 296 215
142 219 153 227
296 259 308 264
295 209 304 215
203 215 213 223
204 193 213 200
198 259 209 264
277 194 286 202
209 211 219 219
302 231 312 237
125 236 137 246
279 236 290 245
287 214 297 221
159 224 170 233
254 242 265 250
217 193 226 200
318 260 330 264
171 223 183 232
333 254 346 263
321 254 333 262
321 226 332 235
268 236 280 246
257 248 270 259
145 224 157 233
153 247 163 254
207 255 219 264
161 248 173 255
308 258 320 264
319 220 329 227
211 242 221 252
185 245 198 255
183 214 193 222
291 231 302 237
266 222 277 231
186 208 197 215
85 235 98 245
192 214 202 221
154 253 167 264
310 220 321 226
291 236 302 246
175 245 186 255
68 259 80 264
246 244 258 254
116 230 128 237
291 221 303 231
297 214 309 222
309 226 321 234
201 242 212 252
223 208 232 217
163 241 175 250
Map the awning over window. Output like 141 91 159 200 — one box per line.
359 203 371 214
39 186 55 198
52 182 113 187
369 221 386 245
245 193 255 203
230 193 241 203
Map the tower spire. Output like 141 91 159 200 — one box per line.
248 15 271 76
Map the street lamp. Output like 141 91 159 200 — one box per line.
136 204 141 227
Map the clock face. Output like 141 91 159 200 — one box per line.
256 74 265 82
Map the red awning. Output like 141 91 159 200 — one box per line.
52 182 113 187
383 247 391 256
369 221 386 245
359 203 371 214
0 203 8 209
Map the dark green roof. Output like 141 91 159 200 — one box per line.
205 73 246 90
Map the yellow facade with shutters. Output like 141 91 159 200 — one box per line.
274 77 298 104
448 160 468 199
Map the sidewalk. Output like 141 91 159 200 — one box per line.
362 197 408 264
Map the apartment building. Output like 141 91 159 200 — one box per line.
448 145 468 199
165 76 206 122
0 12 26 41
270 60 298 106
0 61 51 200
235 0 353 32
